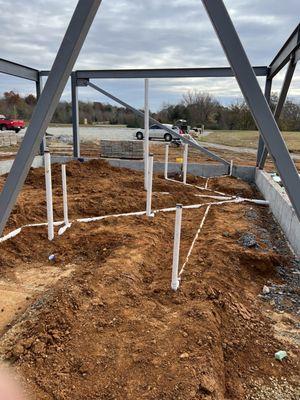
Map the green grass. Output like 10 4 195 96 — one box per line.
199 130 300 153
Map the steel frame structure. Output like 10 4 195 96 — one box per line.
0 0 298 237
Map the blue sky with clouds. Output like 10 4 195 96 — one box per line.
0 0 299 111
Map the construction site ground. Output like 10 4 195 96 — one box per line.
1 140 300 173
0 159 299 400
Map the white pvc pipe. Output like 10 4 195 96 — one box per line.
144 78 150 190
146 154 154 217
230 160 234 176
44 151 54 241
183 143 188 184
171 204 183 291
61 164 69 226
164 144 169 180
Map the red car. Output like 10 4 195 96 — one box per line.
0 115 25 133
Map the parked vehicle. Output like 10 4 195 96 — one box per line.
0 116 25 133
135 124 183 142
174 119 189 134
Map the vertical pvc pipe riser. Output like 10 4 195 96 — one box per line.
183 144 188 184
229 160 233 176
171 204 182 291
62 164 69 226
146 155 154 217
144 78 150 190
164 144 169 180
44 152 54 241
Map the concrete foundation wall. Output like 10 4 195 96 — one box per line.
106 159 230 177
0 155 43 175
0 133 20 147
255 169 300 257
27 156 255 180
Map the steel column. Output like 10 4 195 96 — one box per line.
201 0 300 221
71 72 80 158
256 78 272 166
86 81 230 166
0 0 102 236
36 74 46 156
258 58 296 169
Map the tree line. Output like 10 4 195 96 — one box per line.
0 89 299 131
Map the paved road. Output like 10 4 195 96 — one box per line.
9 127 300 161
201 141 300 161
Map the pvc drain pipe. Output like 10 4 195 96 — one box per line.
183 144 188 184
144 78 150 191
44 151 54 241
164 144 169 180
171 204 183 291
61 164 69 226
146 154 154 217
230 160 234 176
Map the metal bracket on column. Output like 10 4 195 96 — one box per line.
258 56 297 169
77 78 89 87
86 81 230 167
201 0 300 222
0 0 102 237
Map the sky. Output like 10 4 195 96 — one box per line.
0 0 299 111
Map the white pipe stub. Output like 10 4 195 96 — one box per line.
171 204 183 291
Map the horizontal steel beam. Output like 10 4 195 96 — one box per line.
0 58 39 81
87 80 230 167
269 24 300 79
40 66 268 79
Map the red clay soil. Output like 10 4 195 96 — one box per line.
0 160 299 400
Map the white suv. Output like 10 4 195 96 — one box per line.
135 124 182 142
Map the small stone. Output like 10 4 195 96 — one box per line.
275 350 287 361
262 285 270 294
12 344 24 359
179 352 189 359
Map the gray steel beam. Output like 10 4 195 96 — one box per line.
0 0 102 236
259 58 296 168
40 66 268 79
269 24 300 79
0 58 39 81
87 80 230 166
295 48 300 64
201 0 300 221
256 78 272 166
71 72 80 158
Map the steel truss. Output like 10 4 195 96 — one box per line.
0 0 298 237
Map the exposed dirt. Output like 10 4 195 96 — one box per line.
0 159 255 234
0 160 298 400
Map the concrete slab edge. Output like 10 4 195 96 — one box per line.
255 169 300 257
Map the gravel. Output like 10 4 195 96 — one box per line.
238 233 259 248
246 377 300 400
261 259 300 315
